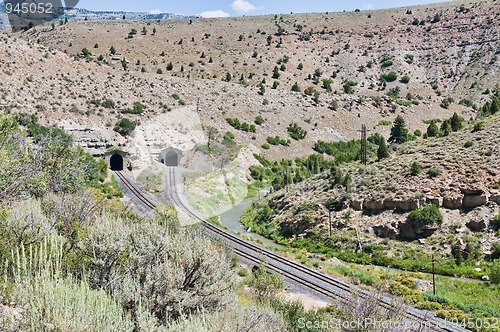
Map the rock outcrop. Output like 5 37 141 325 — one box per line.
443 195 463 209
399 221 439 240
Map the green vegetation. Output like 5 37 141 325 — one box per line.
427 167 442 178
122 101 146 114
343 80 357 94
400 75 410 84
287 123 307 140
114 118 136 136
314 140 362 163
389 115 409 144
381 71 398 82
491 261 500 284
102 99 116 109
408 205 443 224
380 54 394 67
427 121 439 137
377 137 390 160
378 120 392 126
267 136 290 146
254 115 266 125
405 54 414 64
410 162 422 176
226 118 256 133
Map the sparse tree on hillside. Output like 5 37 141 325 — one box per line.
110 46 116 55
377 137 390 160
450 112 463 132
426 121 439 137
440 120 451 136
389 115 409 144
272 66 280 79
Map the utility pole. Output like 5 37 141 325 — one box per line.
432 251 436 296
329 210 332 237
358 124 370 166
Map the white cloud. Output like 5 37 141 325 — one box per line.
231 0 262 14
150 9 162 14
363 3 373 10
199 10 230 18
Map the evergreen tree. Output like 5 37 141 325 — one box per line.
450 112 463 132
491 97 500 114
110 46 116 55
440 120 451 136
377 137 390 160
166 62 174 71
272 66 280 79
426 121 439 137
389 115 409 144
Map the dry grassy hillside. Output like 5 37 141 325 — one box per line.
1 0 499 161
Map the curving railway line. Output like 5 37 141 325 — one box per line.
114 169 467 332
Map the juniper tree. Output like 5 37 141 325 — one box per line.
377 137 390 160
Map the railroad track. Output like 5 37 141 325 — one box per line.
115 169 467 332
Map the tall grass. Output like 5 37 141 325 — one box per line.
2 234 134 332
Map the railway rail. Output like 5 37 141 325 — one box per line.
115 169 467 332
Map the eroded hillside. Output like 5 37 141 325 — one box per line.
0 0 496 164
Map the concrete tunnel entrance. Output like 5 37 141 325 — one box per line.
165 150 179 167
159 148 182 167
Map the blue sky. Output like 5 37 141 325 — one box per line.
76 0 452 17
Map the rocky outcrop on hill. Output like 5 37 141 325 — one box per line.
64 125 125 156
350 187 498 215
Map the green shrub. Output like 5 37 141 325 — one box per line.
410 162 422 176
343 80 357 94
492 214 500 230
255 115 265 125
227 118 256 133
123 101 146 114
267 136 290 146
408 205 443 225
491 260 500 284
472 121 484 132
287 123 307 140
114 118 136 136
261 143 270 150
378 120 392 126
313 140 362 164
464 141 473 148
380 54 393 67
491 242 500 260
400 75 410 84
381 71 398 82
102 99 116 109
427 167 442 178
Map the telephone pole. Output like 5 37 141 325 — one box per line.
358 124 370 166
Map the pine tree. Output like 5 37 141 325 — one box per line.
426 121 439 137
110 46 116 55
377 137 390 160
389 115 409 144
